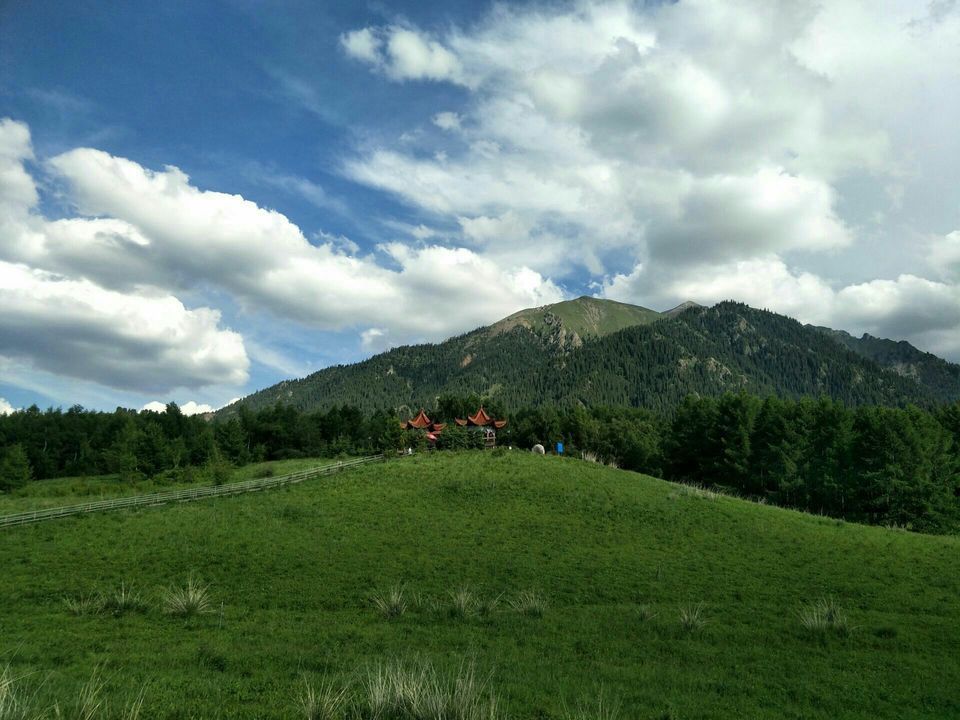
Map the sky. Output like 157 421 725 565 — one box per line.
1 0 959 415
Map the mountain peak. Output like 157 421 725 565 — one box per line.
488 296 662 343
664 300 703 317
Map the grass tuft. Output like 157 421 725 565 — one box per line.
363 660 500 720
563 690 621 720
298 678 349 720
101 583 146 617
371 584 407 620
162 578 213 617
447 587 477 619
799 597 849 636
678 603 707 633
0 664 35 720
477 594 502 619
509 590 547 618
636 604 658 623
63 594 105 617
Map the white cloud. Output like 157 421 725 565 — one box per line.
38 143 562 341
931 231 960 279
0 120 250 394
336 0 960 356
343 26 466 85
340 28 381 64
0 116 563 400
0 260 249 392
432 111 461 131
141 400 214 416
0 397 17 415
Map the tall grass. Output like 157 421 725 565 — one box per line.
678 603 707 633
100 584 146 617
563 690 621 720
447 588 477 619
62 594 104 617
298 678 349 720
0 663 34 720
162 578 213 617
799 597 849 636
509 590 547 618
371 585 407 620
0 666 144 720
363 660 500 720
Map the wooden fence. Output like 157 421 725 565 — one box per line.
0 455 385 529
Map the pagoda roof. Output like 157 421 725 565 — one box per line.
454 406 507 428
404 409 433 429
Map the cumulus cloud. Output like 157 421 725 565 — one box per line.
141 400 214 416
931 231 960 279
343 26 466 84
0 117 563 399
0 121 250 394
39 143 562 339
0 260 248 392
337 0 960 357
0 398 17 416
338 1 894 279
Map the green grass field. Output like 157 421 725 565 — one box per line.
2 452 959 718
0 457 345 514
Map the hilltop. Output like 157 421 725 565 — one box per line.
221 298 960 416
1 452 958 718
487 296 662 349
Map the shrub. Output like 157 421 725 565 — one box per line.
371 585 407 620
162 578 213 617
678 603 707 633
509 590 547 618
799 597 849 636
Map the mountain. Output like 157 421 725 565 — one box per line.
220 298 960 417
487 295 662 349
813 327 960 402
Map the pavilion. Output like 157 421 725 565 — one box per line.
454 407 507 429
400 409 446 441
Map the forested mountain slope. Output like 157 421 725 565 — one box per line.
221 299 958 416
814 326 960 401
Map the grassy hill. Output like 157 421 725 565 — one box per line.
2 452 959 718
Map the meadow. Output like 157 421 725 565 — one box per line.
0 457 335 515
1 451 959 719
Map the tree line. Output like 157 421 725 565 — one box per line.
2 393 959 533
0 403 402 491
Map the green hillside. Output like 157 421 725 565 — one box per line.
221 301 954 416
2 452 959 718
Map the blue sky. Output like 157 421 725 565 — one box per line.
1 0 960 414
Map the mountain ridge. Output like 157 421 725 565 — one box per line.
219 298 960 417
